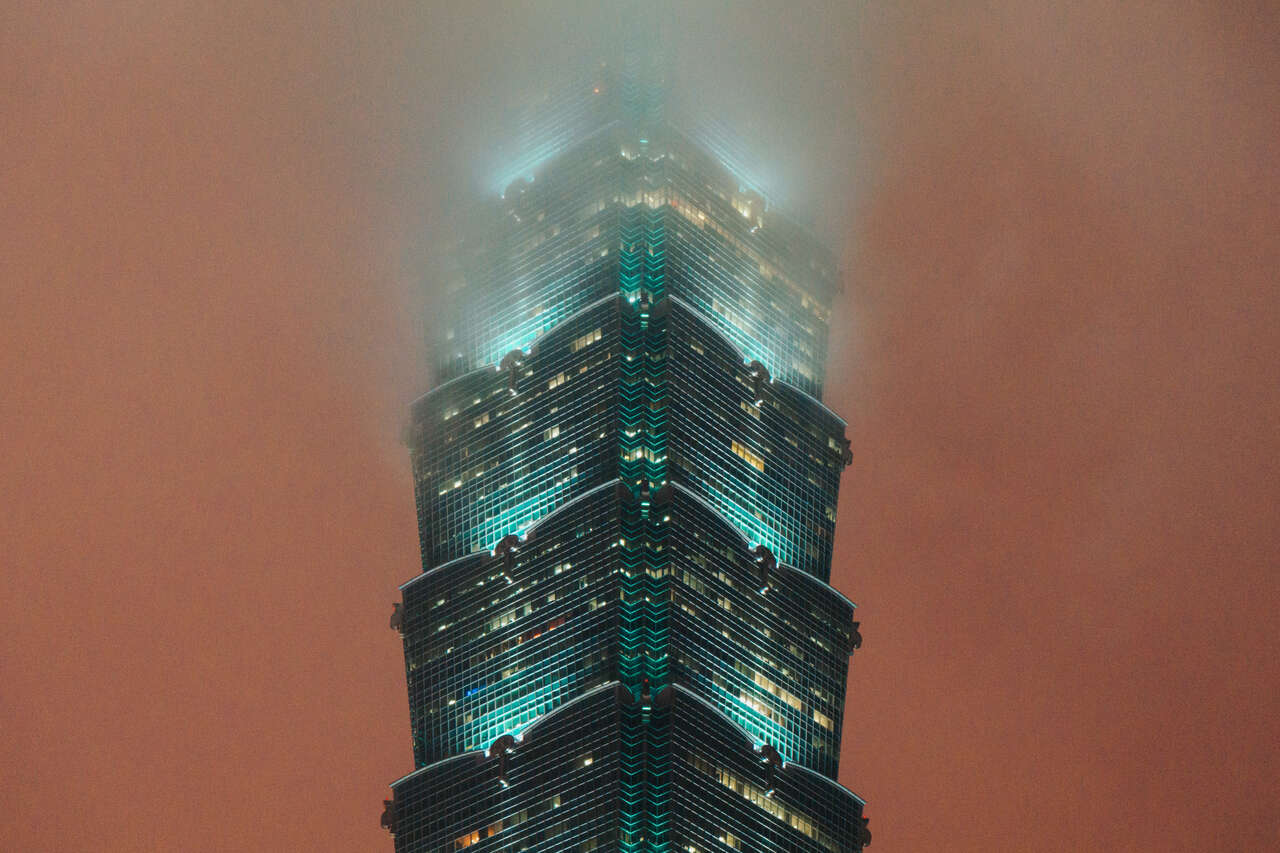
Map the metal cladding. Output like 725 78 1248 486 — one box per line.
388 69 869 852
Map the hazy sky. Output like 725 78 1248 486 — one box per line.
3 2 1277 850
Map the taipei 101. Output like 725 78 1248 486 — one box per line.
384 45 871 851
4 3 1277 852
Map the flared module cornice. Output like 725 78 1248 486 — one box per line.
385 682 868 852
405 296 630 569
394 474 860 777
654 296 849 581
405 293 850 580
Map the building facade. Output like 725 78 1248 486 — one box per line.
385 66 870 852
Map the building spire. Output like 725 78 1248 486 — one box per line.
617 1 670 130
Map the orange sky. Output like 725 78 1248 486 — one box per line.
3 2 1277 850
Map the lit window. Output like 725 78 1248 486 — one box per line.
731 440 765 472
570 328 603 352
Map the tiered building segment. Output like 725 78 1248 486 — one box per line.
385 68 870 852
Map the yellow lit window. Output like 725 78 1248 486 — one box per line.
570 328 603 352
731 440 765 472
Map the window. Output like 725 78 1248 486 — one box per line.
570 328 603 352
731 440 765 473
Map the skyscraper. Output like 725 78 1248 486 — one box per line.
384 62 870 852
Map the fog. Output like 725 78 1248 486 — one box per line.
3 1 1277 850
398 1 863 229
